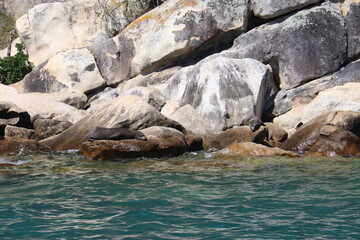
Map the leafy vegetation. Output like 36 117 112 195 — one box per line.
0 42 33 85
0 12 16 49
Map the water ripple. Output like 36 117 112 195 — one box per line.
1 154 360 239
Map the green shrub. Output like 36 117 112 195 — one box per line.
0 12 16 50
0 42 34 85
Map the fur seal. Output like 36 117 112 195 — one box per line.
88 127 147 141
249 69 279 131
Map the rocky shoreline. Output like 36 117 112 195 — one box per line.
0 0 359 160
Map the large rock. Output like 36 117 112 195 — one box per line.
264 122 288 146
0 93 76 121
0 138 48 154
4 125 35 139
273 59 360 116
86 87 119 110
117 66 182 92
23 48 106 94
342 0 360 59
274 83 360 135
16 0 128 65
90 34 121 85
140 126 186 142
0 101 32 136
52 109 88 125
33 118 72 140
206 126 268 150
281 111 360 156
308 125 360 156
30 92 88 109
40 95 185 151
162 57 276 130
161 100 183 117
118 86 166 111
251 0 321 19
113 0 249 81
2 0 67 19
166 104 215 135
220 5 347 90
79 137 188 161
221 142 299 157
0 84 17 95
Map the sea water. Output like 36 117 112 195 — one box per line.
0 152 360 239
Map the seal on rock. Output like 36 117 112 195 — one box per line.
88 127 147 141
249 70 279 131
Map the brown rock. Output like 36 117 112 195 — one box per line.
222 142 299 157
206 126 268 150
79 137 187 161
184 134 203 152
264 122 288 147
281 111 360 156
308 125 360 156
0 138 48 154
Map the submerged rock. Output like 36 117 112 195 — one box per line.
221 142 299 157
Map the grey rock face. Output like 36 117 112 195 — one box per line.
23 49 106 94
113 0 249 81
342 0 360 59
33 118 72 140
90 34 121 85
273 59 360 116
221 5 347 90
251 0 322 19
4 125 35 139
1 0 66 18
118 86 166 111
163 57 276 131
166 104 215 135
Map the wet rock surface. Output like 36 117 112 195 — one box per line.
280 111 360 156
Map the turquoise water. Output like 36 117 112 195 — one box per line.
1 152 360 239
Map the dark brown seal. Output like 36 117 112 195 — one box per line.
88 127 147 141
